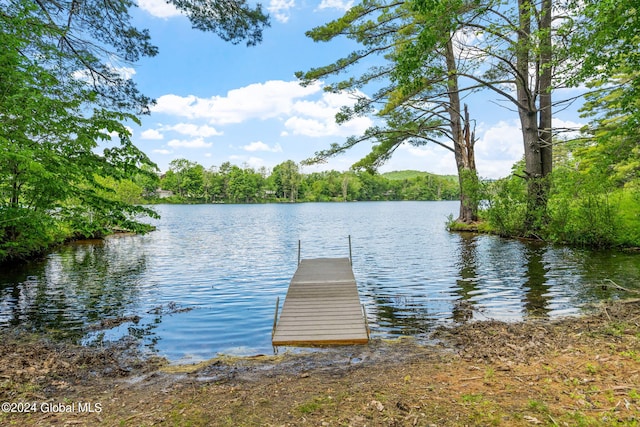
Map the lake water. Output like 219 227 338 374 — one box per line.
1 201 639 363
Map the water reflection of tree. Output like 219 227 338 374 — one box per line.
368 292 435 336
0 237 148 341
522 244 552 318
576 249 640 301
452 233 479 322
360 253 437 335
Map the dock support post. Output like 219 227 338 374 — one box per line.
272 296 280 339
298 240 301 265
362 304 370 339
348 235 352 265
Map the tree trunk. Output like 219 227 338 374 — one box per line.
517 0 552 231
539 0 553 177
10 162 22 208
445 39 479 223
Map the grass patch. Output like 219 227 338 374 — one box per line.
297 396 334 414
527 399 549 413
446 218 494 233
461 393 485 404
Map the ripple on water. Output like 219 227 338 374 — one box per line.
1 201 639 361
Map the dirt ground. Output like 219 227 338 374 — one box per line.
1 301 640 426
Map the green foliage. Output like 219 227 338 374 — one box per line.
483 155 640 247
382 170 452 181
617 187 640 246
446 214 493 233
163 159 206 199
571 0 640 98
95 176 146 205
0 208 64 261
459 168 482 216
553 1 640 246
270 160 301 201
227 166 263 203
0 3 155 262
484 175 529 237
545 167 621 247
156 161 460 204
170 0 269 46
578 72 640 189
1 0 268 263
297 0 460 174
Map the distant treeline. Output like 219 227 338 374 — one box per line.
123 159 459 204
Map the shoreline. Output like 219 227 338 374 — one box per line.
2 300 639 426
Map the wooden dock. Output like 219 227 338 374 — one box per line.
272 257 369 346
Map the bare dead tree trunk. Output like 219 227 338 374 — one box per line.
446 39 479 223
460 104 478 223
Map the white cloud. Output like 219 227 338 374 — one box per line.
284 113 372 138
142 124 222 142
285 90 374 137
247 157 266 168
151 80 372 138
153 149 172 155
115 67 136 80
283 116 327 137
227 155 267 169
137 0 181 18
166 123 223 137
242 141 283 152
318 0 353 10
477 120 523 160
73 66 136 83
268 0 295 23
151 94 201 118
152 80 323 125
475 120 523 179
141 129 164 140
402 145 436 158
105 130 119 139
167 138 212 148
553 117 585 140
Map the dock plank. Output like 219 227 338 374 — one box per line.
272 257 369 346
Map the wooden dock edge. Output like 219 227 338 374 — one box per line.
272 336 369 347
272 254 369 348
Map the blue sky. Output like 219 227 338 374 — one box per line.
126 0 586 179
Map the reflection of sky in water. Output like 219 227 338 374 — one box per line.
1 201 639 362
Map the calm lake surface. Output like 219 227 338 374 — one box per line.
1 201 639 362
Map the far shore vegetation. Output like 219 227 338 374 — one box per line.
150 161 460 204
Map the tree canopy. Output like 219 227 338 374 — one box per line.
296 0 639 245
0 0 269 263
